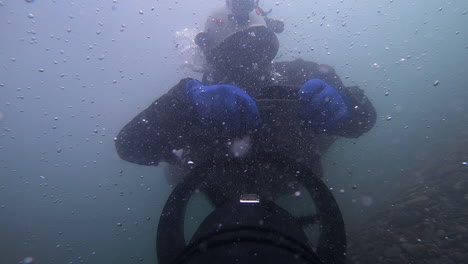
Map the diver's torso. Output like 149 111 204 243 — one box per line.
181 81 337 175
168 60 342 181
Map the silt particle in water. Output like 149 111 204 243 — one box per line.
361 196 373 207
20 257 35 264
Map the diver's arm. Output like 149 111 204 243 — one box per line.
276 59 376 138
335 85 377 138
310 68 376 138
115 79 194 166
306 64 376 138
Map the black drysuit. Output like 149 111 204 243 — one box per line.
115 59 376 180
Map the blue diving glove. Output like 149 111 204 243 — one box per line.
298 79 350 132
185 79 261 136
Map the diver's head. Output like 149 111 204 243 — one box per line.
226 0 256 16
195 4 279 84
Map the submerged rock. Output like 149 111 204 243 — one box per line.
346 149 467 264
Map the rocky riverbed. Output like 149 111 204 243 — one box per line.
346 152 467 264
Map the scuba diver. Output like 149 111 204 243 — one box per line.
114 0 376 184
115 1 377 263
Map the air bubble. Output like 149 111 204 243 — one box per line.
20 257 35 264
361 196 373 207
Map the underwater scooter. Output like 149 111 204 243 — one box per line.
156 153 347 264
155 85 348 264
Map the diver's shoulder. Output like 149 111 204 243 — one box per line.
273 59 321 83
274 58 320 69
273 59 337 77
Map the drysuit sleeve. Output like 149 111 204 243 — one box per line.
337 85 377 138
115 78 195 166
308 63 376 138
275 59 377 138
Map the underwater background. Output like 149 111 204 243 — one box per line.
0 0 466 263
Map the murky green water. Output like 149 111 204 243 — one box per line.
0 0 466 263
